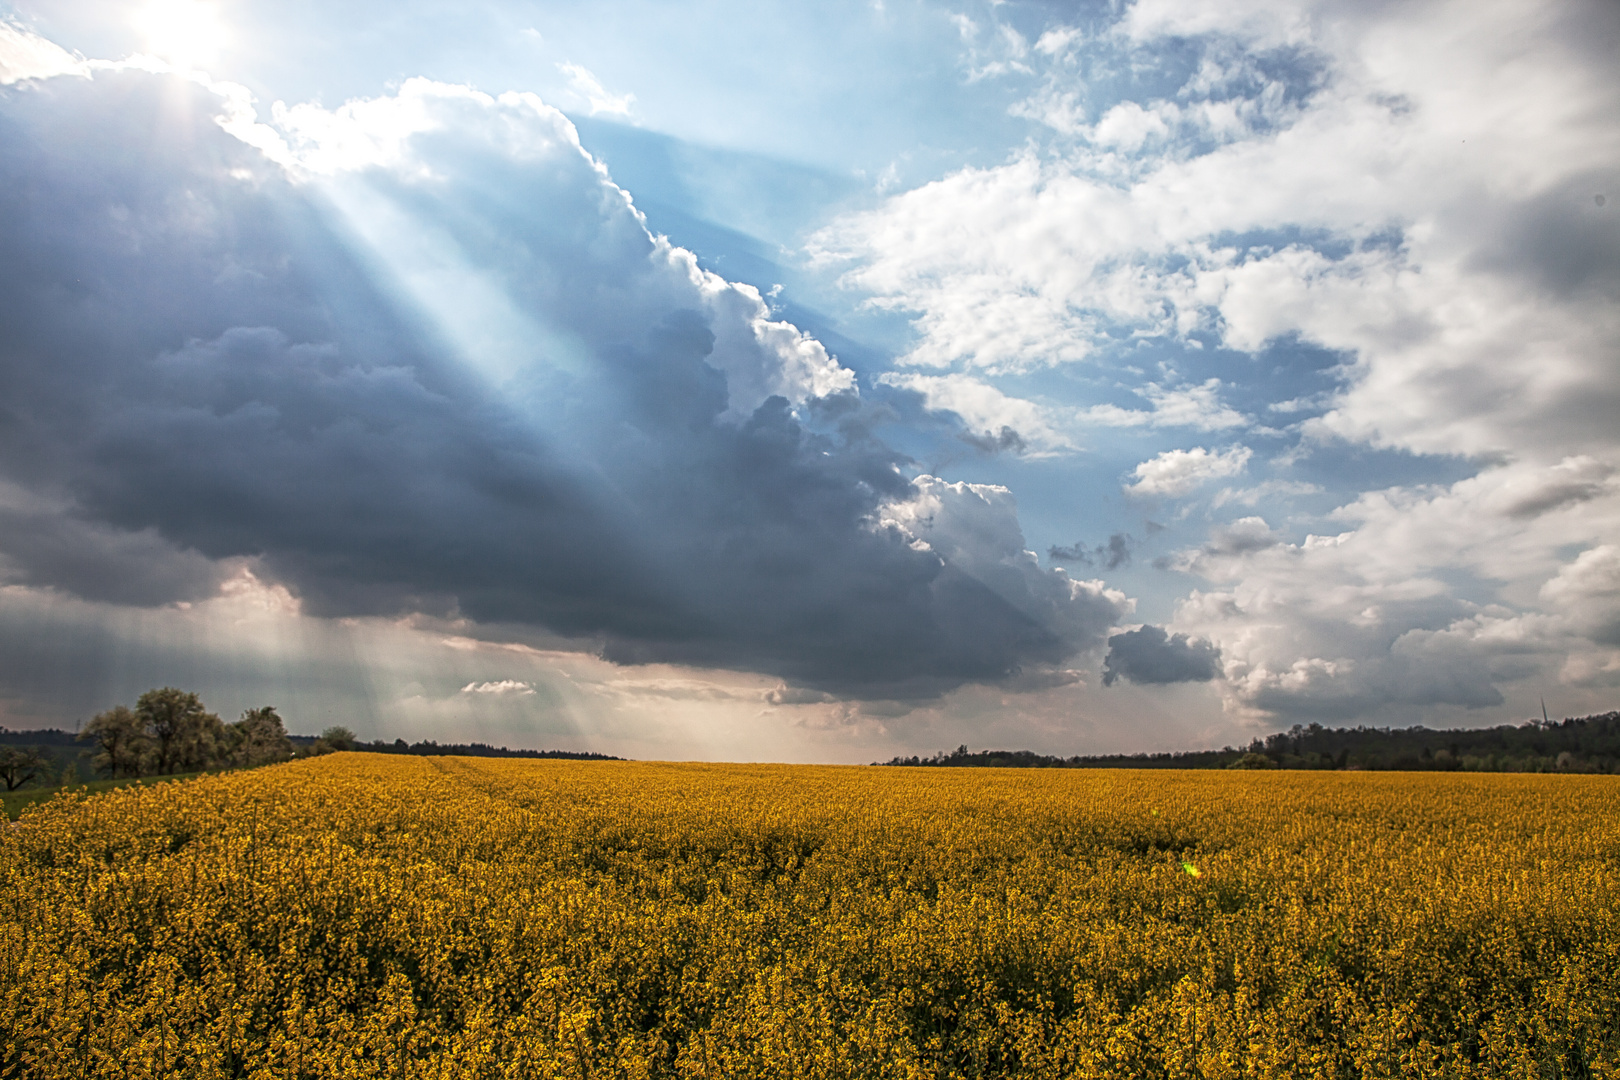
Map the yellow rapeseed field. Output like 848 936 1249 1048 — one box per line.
3 754 1618 1078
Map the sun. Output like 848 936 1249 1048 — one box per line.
132 0 229 69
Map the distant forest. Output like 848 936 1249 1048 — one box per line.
879 711 1620 774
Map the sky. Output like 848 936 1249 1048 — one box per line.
0 0 1616 761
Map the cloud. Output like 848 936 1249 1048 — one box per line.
820 0 1620 463
0 59 1131 703
954 16 1033 83
807 0 1618 724
1102 625 1222 687
877 475 1134 668
0 497 232 607
1126 446 1252 498
1494 456 1616 520
269 79 852 419
1033 26 1083 57
461 680 536 695
765 684 838 706
1117 0 1316 50
1081 380 1249 432
1167 456 1620 721
877 372 1073 453
0 20 86 83
1090 101 1172 153
1201 516 1280 557
1211 479 1321 508
959 426 1027 455
558 62 635 117
1049 532 1131 570
1540 545 1620 648
880 372 1247 454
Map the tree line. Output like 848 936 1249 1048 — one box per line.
877 710 1620 773
0 688 361 790
1 691 620 793
350 738 620 761
75 688 367 780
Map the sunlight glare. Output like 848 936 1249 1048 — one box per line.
132 0 229 69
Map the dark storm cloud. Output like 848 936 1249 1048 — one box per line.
1049 533 1131 570
959 425 1027 455
0 504 229 606
1101 533 1131 569
1102 625 1221 687
0 68 1125 700
1047 542 1088 564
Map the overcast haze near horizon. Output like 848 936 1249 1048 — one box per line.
0 0 1616 761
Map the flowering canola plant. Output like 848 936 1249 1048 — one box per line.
3 754 1618 1078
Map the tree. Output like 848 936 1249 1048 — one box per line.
227 707 294 767
136 688 225 774
320 725 357 752
0 747 48 791
79 705 152 778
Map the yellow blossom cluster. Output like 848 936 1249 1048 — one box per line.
3 754 1618 1078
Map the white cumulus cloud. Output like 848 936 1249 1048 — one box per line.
460 680 537 695
1127 446 1253 498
